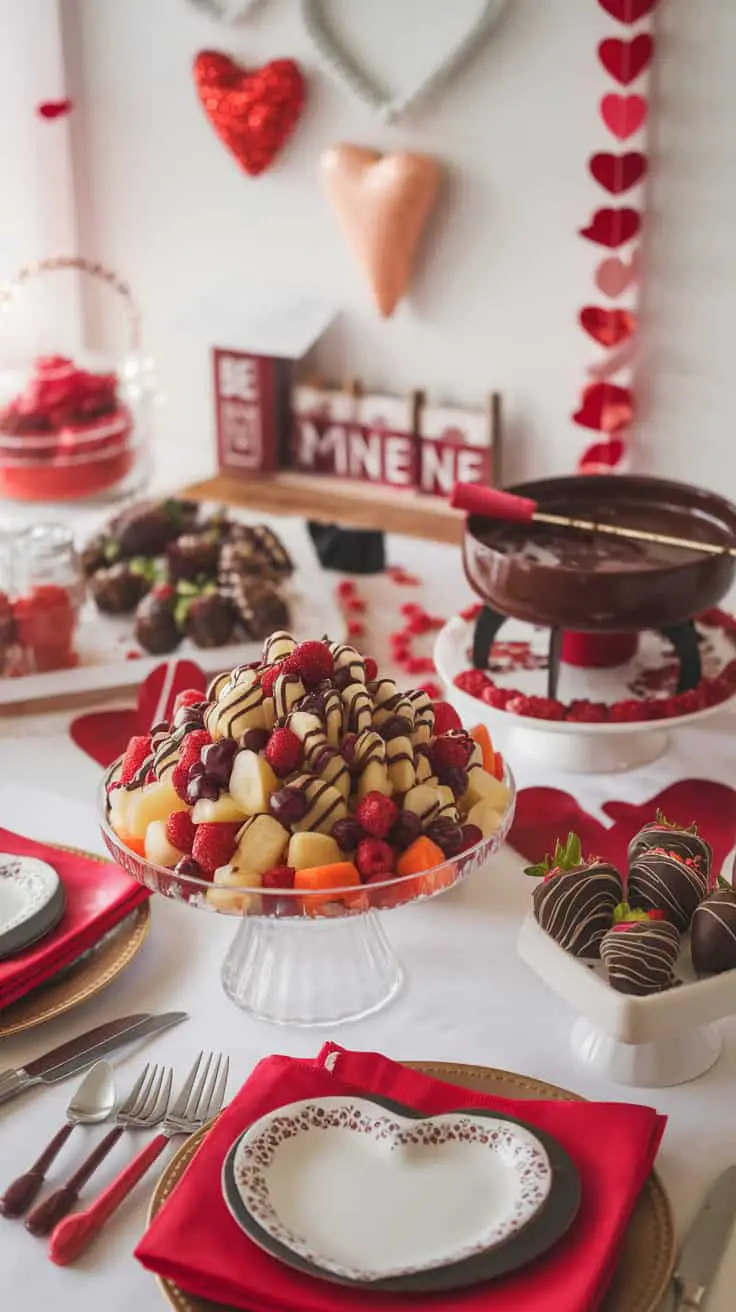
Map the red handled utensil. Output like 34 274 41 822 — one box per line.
450 483 736 559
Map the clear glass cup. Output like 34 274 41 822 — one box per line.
0 522 84 676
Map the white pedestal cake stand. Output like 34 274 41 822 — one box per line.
517 915 736 1087
435 616 736 775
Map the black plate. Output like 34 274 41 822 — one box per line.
221 1093 581 1294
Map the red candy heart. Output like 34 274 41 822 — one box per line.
589 151 647 195
601 93 648 140
193 50 306 177
579 306 637 347
598 0 658 23
573 382 634 433
580 208 641 248
598 35 654 85
37 99 73 119
577 436 626 473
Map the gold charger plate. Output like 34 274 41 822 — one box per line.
147 1059 675 1312
0 842 151 1039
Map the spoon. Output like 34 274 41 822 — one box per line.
0 1060 115 1218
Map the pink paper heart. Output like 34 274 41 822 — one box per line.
586 339 638 381
600 94 648 141
595 255 638 298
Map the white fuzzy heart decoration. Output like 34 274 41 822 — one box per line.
301 0 508 123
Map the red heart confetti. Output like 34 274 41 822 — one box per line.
600 93 648 140
594 254 638 297
37 99 73 119
580 207 641 248
572 381 634 432
589 151 647 195
579 306 637 347
598 35 654 85
577 435 627 472
598 0 659 24
193 50 306 177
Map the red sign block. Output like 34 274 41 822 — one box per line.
212 348 279 473
418 404 493 497
291 387 418 490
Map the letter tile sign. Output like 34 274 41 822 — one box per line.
418 403 493 495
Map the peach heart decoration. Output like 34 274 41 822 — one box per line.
321 145 442 318
595 255 638 298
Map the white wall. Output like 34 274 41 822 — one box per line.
5 0 736 499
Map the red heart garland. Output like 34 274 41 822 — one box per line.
37 99 73 119
580 207 641 248
597 0 659 24
572 381 634 432
601 93 648 140
589 151 647 194
579 306 637 347
193 50 306 177
577 436 626 472
70 659 207 769
598 35 654 85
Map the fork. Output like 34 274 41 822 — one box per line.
25 1062 172 1238
48 1051 229 1266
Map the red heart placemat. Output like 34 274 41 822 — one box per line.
70 659 207 768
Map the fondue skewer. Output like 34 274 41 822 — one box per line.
450 484 736 560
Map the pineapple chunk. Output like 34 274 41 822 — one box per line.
229 750 279 815
207 865 262 914
109 787 132 838
144 820 183 869
288 832 342 871
192 793 247 824
126 777 187 840
235 814 289 874
466 800 504 839
463 766 512 812
356 761 393 799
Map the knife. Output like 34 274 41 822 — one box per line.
672 1165 736 1309
0 1011 187 1107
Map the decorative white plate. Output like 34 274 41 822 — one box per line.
0 856 65 958
226 1096 552 1282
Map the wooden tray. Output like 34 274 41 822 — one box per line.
147 1059 675 1312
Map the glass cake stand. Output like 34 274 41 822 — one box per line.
99 767 516 1027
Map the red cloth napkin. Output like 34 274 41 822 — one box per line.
136 1044 666 1312
0 827 148 1009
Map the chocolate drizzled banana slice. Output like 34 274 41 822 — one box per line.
207 670 231 701
350 729 392 798
285 710 327 766
415 751 433 783
211 679 268 740
310 744 351 800
263 630 296 663
341 683 373 733
330 642 366 685
368 679 414 730
288 773 348 833
321 688 344 746
406 688 434 744
403 782 457 828
386 736 416 793
153 733 180 780
273 671 305 720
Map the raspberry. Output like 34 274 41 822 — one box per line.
363 657 378 681
356 838 395 879
179 729 212 768
454 670 490 697
262 865 296 890
481 685 514 709
671 688 706 716
172 759 191 801
265 728 303 777
259 664 280 698
166 810 196 854
191 822 241 875
428 734 472 775
608 699 653 723
173 689 203 714
567 700 608 723
505 695 566 721
120 735 152 785
432 701 462 735
290 640 334 687
356 791 398 839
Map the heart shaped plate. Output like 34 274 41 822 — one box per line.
222 1095 577 1289
0 855 65 960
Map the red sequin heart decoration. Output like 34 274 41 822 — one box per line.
601 93 648 141
589 151 647 195
598 35 654 85
579 306 637 347
573 381 634 432
580 207 640 248
193 50 306 177
598 0 658 23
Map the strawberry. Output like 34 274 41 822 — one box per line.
120 734 152 785
265 727 303 777
356 791 398 839
191 822 241 875
290 640 334 687
173 689 203 715
165 810 196 854
363 657 378 681
356 838 395 879
259 664 280 698
262 865 296 890
172 759 191 802
454 670 491 697
431 701 462 734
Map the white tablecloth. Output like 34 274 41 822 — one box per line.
1 524 736 1312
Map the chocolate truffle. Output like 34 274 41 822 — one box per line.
227 578 290 640
134 590 181 654
627 813 711 878
90 562 149 615
691 888 736 974
601 920 681 996
184 593 236 648
627 849 708 932
166 534 220 583
532 860 623 958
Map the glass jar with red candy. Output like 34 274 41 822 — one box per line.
0 257 153 503
0 524 84 677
